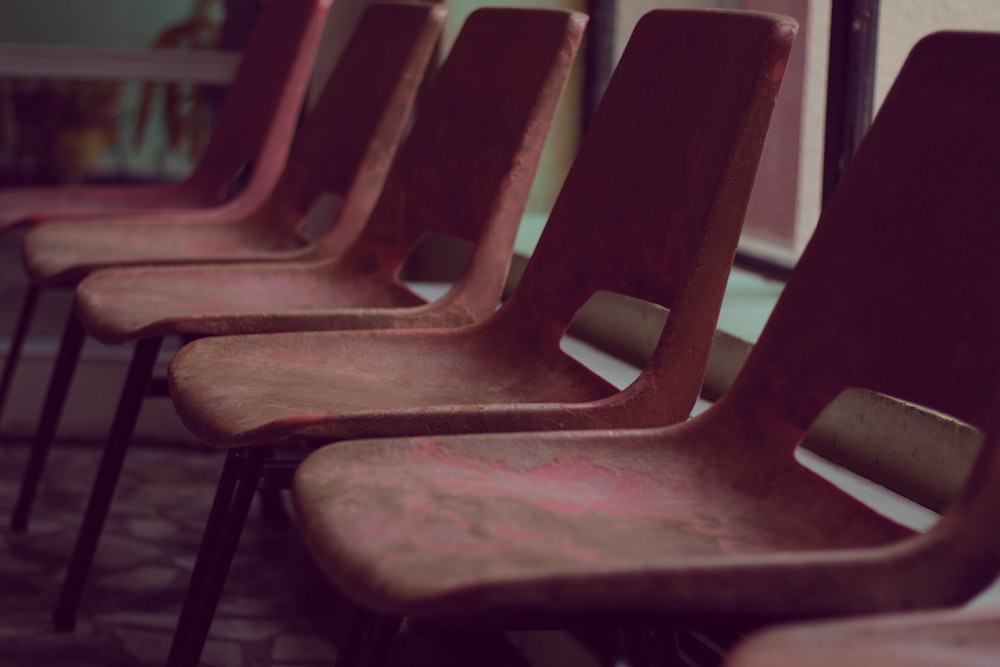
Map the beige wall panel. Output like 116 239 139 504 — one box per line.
443 0 587 215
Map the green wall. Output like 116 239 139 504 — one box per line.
0 1 213 180
0 1 199 48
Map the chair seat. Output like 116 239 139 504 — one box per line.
726 607 1000 667
22 215 312 286
75 260 432 344
168 328 619 447
0 182 205 231
292 426 912 618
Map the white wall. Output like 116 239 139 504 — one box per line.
877 0 1000 104
795 0 1000 253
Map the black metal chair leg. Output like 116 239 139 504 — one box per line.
650 627 683 667
258 487 290 526
167 448 244 666
167 447 267 667
52 337 163 631
620 628 651 667
10 308 85 532
615 626 683 667
335 608 370 667
366 615 403 667
451 630 534 667
335 607 392 667
0 284 39 430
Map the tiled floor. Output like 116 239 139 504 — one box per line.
0 439 348 667
0 237 606 667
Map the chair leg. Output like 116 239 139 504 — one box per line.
168 448 243 665
616 627 683 667
335 607 402 667
335 606 373 667
0 284 39 431
167 447 267 667
617 628 655 667
258 487 291 527
10 308 85 533
650 627 683 667
52 337 163 631
258 448 292 527
455 628 544 667
366 615 403 667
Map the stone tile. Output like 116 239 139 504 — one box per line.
0 570 40 595
0 612 78 638
94 610 180 631
98 564 178 590
0 632 103 666
0 445 357 667
0 556 46 580
207 617 285 642
114 585 187 617
92 533 163 569
216 595 283 618
170 554 197 572
271 633 338 662
112 625 174 664
7 530 77 563
199 637 246 667
124 516 181 542
5 515 70 536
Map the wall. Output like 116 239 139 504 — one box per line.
0 1 224 180
794 0 1000 255
0 1 199 48
615 1 1000 260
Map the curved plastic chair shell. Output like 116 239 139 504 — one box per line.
167 9 796 448
158 10 792 664
0 0 331 232
725 607 1000 667
289 30 1000 621
21 2 448 288
75 5 578 344
0 0 329 430
3 2 446 519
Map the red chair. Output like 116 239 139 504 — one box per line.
725 606 1000 667
14 0 447 630
9 1 446 537
165 9 794 667
50 6 586 649
0 0 330 422
289 29 1000 666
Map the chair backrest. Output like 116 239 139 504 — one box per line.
267 2 446 257
490 10 797 424
332 7 587 320
711 34 1000 588
715 31 1000 443
184 0 331 203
